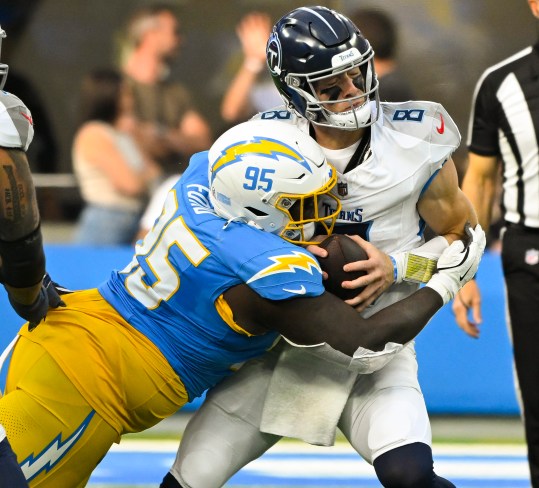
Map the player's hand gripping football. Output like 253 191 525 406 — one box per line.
426 223 486 305
340 235 394 311
308 234 394 311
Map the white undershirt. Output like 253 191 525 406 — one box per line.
321 140 361 174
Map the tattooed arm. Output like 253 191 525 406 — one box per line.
0 147 44 305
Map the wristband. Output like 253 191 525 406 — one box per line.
0 225 46 288
389 251 437 284
404 254 438 283
389 255 398 282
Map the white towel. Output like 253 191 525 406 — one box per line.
260 342 357 446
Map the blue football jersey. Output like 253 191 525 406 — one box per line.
99 151 325 400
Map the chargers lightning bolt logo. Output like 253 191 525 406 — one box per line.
210 136 312 184
247 251 321 284
20 411 95 481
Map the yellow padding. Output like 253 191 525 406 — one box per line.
404 254 437 283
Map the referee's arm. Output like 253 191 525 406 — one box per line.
461 152 499 231
451 151 498 338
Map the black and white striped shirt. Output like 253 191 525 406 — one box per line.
468 44 539 228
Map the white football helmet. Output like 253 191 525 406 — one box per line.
208 120 341 245
0 27 8 90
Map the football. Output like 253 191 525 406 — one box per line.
317 234 368 300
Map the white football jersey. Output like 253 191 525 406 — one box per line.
254 101 460 254
0 90 34 151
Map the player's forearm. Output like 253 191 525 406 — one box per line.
4 282 42 305
359 287 442 350
0 148 40 240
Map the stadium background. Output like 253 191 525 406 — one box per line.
0 0 535 485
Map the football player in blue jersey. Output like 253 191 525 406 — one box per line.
0 118 483 486
0 25 66 488
162 7 481 488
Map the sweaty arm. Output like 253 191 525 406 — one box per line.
225 284 442 358
0 147 44 302
417 157 477 242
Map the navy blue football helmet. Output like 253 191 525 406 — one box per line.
266 6 379 130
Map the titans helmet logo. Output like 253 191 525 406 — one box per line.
267 31 282 76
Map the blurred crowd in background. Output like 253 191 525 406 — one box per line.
0 0 534 245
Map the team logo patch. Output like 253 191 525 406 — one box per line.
337 182 348 197
246 251 321 284
393 109 425 122
525 248 539 266
267 32 282 76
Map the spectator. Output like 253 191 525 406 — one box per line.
220 12 282 125
72 68 161 245
120 4 212 175
349 8 415 102
136 173 180 241
453 1 539 485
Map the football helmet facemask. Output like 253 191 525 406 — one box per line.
208 120 341 245
266 6 379 130
0 27 8 90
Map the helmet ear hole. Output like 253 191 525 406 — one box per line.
245 206 268 217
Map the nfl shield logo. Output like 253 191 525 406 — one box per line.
525 248 539 266
337 182 348 197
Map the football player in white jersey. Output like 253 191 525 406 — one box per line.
0 26 64 488
161 7 477 488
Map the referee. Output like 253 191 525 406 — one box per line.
453 1 539 486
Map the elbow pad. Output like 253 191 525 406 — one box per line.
389 236 449 284
0 226 46 288
283 337 404 375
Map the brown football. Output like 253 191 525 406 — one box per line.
317 234 368 300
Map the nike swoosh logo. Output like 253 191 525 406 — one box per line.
283 285 307 295
20 111 34 125
436 114 445 134
457 248 472 281
459 264 474 281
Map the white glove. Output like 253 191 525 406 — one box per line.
425 223 486 305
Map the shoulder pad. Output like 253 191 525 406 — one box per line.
0 91 34 151
380 101 460 153
251 106 311 134
252 105 295 123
